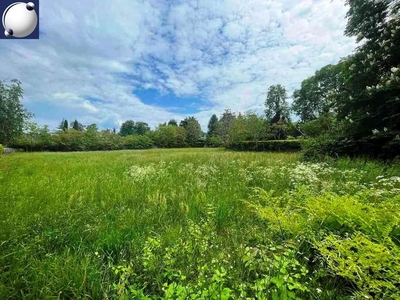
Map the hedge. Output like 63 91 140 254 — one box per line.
302 134 400 161
227 140 307 152
0 144 3 158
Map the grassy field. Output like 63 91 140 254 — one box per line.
1 149 400 299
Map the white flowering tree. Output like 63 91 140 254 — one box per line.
336 0 400 144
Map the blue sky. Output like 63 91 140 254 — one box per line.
0 0 356 130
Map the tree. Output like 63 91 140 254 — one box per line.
269 120 289 140
71 119 84 131
207 114 219 138
119 120 136 136
0 79 32 144
179 118 189 129
63 119 69 131
153 125 186 148
333 0 400 157
217 109 236 145
168 119 178 126
135 122 150 135
227 111 268 144
264 85 290 123
292 64 345 122
84 123 100 150
58 119 69 131
185 117 202 146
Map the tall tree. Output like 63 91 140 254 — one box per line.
207 114 219 137
71 119 84 131
168 119 178 126
179 118 189 129
58 119 69 131
135 122 150 135
119 120 136 136
217 109 236 145
0 79 31 144
63 119 69 131
185 117 202 146
264 85 290 123
336 0 400 145
292 64 345 122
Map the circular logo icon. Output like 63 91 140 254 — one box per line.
2 2 37 38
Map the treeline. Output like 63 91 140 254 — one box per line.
8 119 201 152
6 107 303 152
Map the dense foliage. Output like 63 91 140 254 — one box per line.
0 144 3 158
227 140 305 152
294 0 400 159
0 80 31 145
1 149 399 299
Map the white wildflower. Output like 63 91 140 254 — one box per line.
384 127 388 132
372 129 379 135
316 288 322 294
391 67 399 73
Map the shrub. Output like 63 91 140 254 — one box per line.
303 134 400 161
123 135 153 149
191 139 206 148
206 136 222 148
316 233 400 299
0 144 3 158
228 140 306 152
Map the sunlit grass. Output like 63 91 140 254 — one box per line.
0 149 399 299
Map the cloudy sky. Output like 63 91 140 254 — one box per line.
0 0 357 130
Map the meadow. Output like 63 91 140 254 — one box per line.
0 149 400 299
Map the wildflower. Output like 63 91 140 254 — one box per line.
349 118 353 123
391 67 399 73
384 127 388 132
316 288 322 294
372 129 379 135
95 251 98 255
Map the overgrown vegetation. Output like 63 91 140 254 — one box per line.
1 149 399 299
227 140 305 152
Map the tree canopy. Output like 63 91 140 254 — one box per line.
0 79 31 144
264 84 290 123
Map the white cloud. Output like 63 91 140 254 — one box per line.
0 0 356 131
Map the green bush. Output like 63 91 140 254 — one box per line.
206 136 222 148
0 144 3 158
228 140 306 152
123 135 153 149
303 133 400 161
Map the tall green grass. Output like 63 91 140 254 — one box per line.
0 149 399 299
